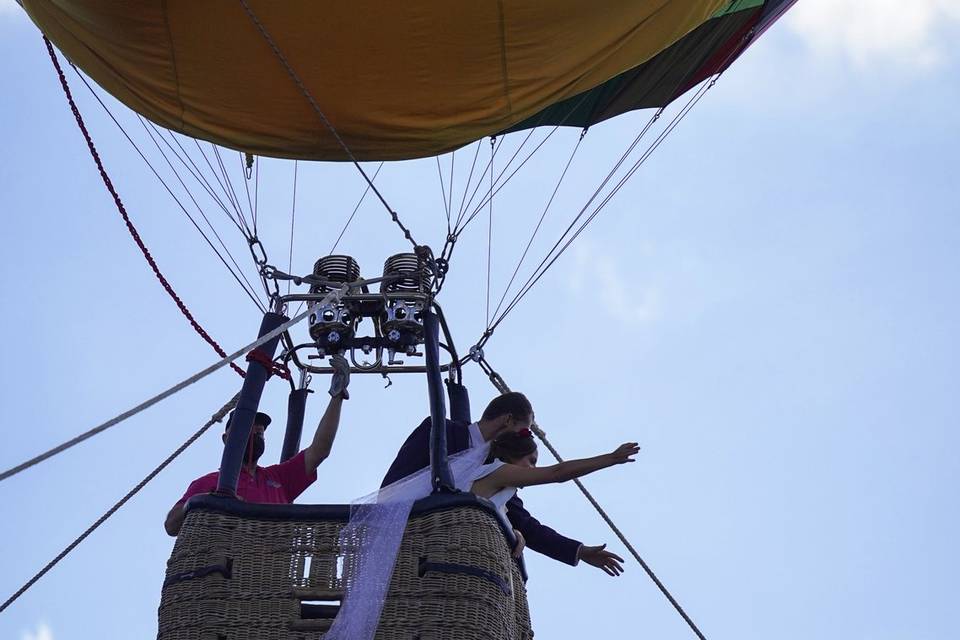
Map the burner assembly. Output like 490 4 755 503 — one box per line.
307 255 362 350
379 253 433 354
271 251 458 375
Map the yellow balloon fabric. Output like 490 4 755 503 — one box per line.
23 1 727 161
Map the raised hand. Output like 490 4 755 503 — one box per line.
328 353 351 399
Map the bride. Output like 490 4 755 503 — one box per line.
469 429 638 560
325 428 639 639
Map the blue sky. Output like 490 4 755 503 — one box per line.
2 2 959 639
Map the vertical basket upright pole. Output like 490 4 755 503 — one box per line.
280 387 309 462
424 309 454 492
216 311 288 495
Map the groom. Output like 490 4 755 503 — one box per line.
382 391 626 575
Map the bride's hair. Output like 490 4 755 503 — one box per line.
488 430 537 464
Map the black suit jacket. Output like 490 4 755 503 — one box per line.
382 417 581 566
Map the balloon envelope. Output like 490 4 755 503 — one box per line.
505 0 798 133
23 0 737 161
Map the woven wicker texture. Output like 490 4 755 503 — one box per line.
158 503 532 640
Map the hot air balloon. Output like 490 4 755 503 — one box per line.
4 2 798 638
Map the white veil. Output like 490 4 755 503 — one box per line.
325 442 495 640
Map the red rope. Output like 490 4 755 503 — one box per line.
246 349 292 381
43 37 245 378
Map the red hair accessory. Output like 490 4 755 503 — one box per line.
516 428 533 439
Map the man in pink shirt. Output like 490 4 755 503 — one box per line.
164 356 350 536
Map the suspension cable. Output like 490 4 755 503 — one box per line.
194 139 250 232
254 153 260 227
213 145 254 239
44 36 252 375
456 90 596 238
158 127 253 240
478 356 709 640
437 154 451 231
211 144 243 225
436 130 514 295
239 0 418 249
135 115 267 309
484 108 664 336
448 95 580 290
456 135 504 228
494 79 717 331
260 162 388 321
69 68 265 310
485 137 494 327
457 125 563 235
436 125 547 299
489 132 585 325
330 162 385 255
287 159 298 296
447 149 456 222
456 140 483 223
240 152 257 235
0 394 239 614
483 23 754 338
435 92 599 300
455 129 533 233
155 123 247 234
0 301 320 483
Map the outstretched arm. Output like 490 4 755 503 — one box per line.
303 354 350 473
506 496 582 565
303 394 344 473
475 442 639 495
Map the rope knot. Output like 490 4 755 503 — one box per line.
245 349 292 381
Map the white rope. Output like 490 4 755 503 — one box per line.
484 367 709 640
0 393 240 613
0 287 343 482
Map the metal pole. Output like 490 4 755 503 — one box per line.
280 388 309 462
424 310 454 492
446 379 472 424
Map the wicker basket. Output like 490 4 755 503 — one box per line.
158 494 532 640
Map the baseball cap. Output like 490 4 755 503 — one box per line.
224 410 272 431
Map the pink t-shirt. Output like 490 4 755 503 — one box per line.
177 450 317 505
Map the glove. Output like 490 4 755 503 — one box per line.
328 353 350 399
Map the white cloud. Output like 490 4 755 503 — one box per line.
21 622 53 640
788 0 960 69
568 241 662 326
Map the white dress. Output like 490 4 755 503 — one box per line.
325 431 518 640
470 459 517 528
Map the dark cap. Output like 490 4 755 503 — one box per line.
224 410 272 431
